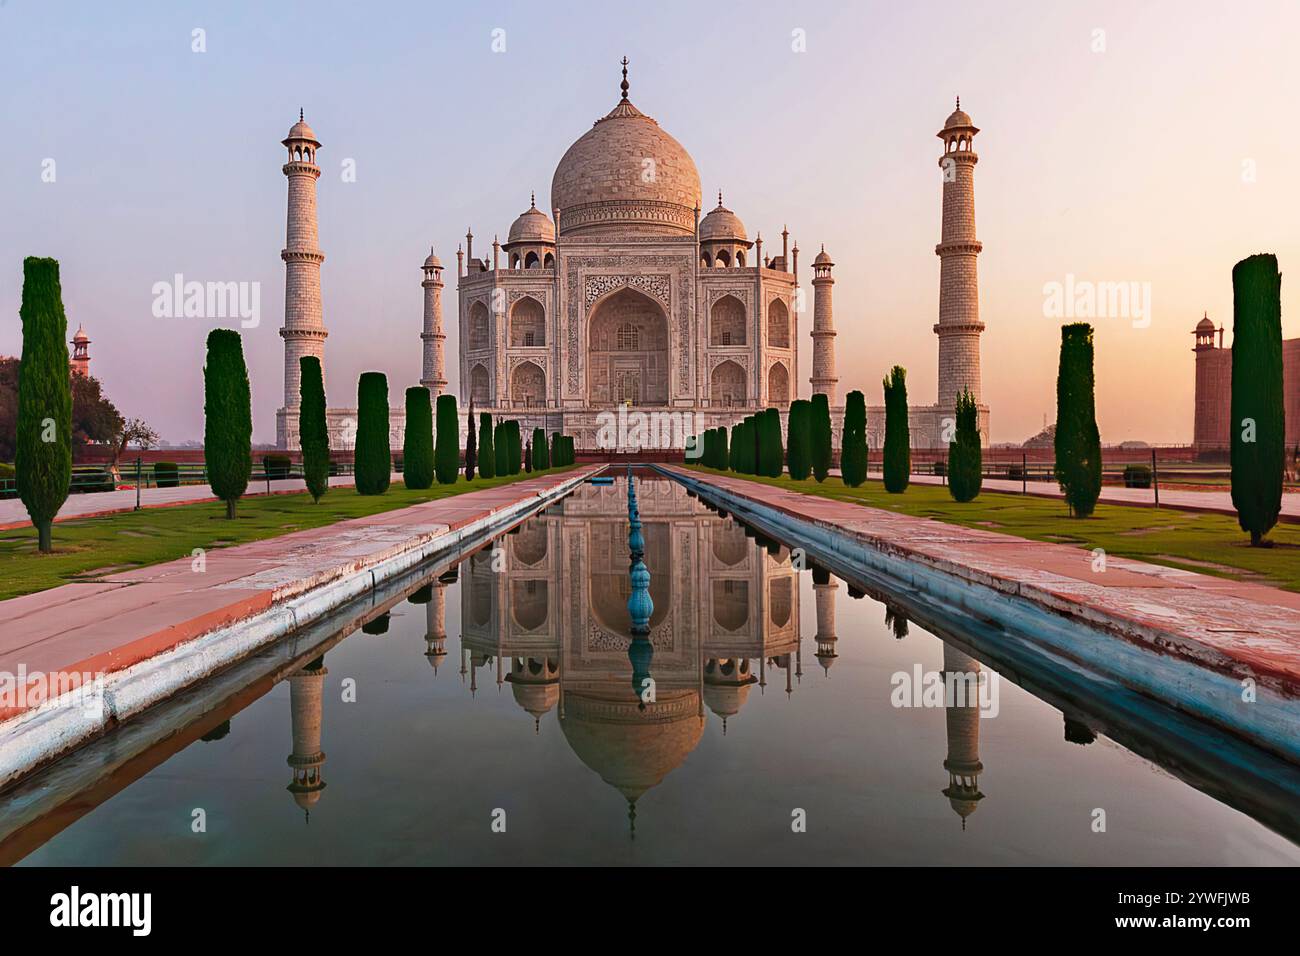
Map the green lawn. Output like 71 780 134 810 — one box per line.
0 467 578 601
687 466 1300 592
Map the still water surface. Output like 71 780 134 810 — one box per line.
12 473 1300 865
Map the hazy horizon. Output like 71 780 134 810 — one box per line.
3 0 1298 445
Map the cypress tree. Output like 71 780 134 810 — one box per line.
402 387 435 489
710 428 722 468
551 431 561 468
478 413 496 479
1054 323 1102 517
739 417 755 474
841 390 868 487
787 399 812 481
16 257 72 550
506 420 522 474
882 366 910 493
948 388 983 503
494 422 508 476
203 328 253 517
761 408 783 477
565 435 575 465
810 393 832 482
716 426 728 470
524 437 533 473
299 356 329 503
434 393 459 484
1230 254 1285 545
464 402 478 481
354 372 391 495
533 427 549 470
729 423 741 471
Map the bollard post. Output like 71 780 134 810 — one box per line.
1022 452 1027 495
135 457 142 511
1152 448 1160 508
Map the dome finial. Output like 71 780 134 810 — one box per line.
530 190 536 208
717 189 723 207
620 56 630 100
299 107 304 122
955 95 960 110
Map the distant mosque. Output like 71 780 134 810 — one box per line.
274 62 991 450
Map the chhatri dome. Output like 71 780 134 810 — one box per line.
699 192 747 243
284 108 320 146
549 58 702 238
506 193 556 246
941 97 976 132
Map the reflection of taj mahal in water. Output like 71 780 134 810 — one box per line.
279 476 989 831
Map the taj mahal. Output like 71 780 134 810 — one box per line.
275 62 990 451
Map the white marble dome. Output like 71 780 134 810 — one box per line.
550 95 701 238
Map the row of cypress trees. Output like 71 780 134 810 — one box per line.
206 347 578 507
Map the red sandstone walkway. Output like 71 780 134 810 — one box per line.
0 474 367 531
666 467 1300 696
0 468 597 722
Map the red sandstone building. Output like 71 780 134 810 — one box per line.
1192 314 1300 457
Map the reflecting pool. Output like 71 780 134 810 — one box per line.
7 472 1300 865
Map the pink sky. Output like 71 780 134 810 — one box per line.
3 0 1298 445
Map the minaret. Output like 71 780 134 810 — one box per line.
1192 312 1230 454
813 574 839 673
420 247 447 394
70 325 90 378
279 110 327 448
424 582 448 672
810 246 838 404
286 655 328 821
934 98 984 411
940 643 984 828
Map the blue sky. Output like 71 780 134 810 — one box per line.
3 0 1298 443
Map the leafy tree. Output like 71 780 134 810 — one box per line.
299 356 330 502
841 390 868 487
948 388 982 503
354 372 391 495
1230 253 1285 545
203 328 253 517
810 393 832 482
15 257 72 550
402 387 434 489
882 366 910 493
435 393 459 484
478 412 495 479
1054 323 1102 517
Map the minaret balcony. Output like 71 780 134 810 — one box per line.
934 240 982 256
281 249 326 264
